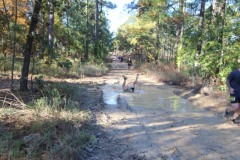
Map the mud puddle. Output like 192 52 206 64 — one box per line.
102 83 198 113
96 70 240 160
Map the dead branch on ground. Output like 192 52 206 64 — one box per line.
0 89 26 109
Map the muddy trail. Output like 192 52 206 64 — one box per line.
90 62 240 160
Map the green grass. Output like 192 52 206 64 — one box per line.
0 82 101 160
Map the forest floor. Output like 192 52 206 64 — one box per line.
1 63 240 159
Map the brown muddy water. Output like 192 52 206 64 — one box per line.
97 65 240 159
102 84 198 113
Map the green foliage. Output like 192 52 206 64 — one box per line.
35 75 45 90
0 56 9 71
176 43 184 70
115 0 240 90
33 85 74 111
0 132 13 158
11 139 25 159
0 56 23 72
0 0 114 87
57 59 73 70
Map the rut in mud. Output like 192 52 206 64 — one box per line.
91 63 240 160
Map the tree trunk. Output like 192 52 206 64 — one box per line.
2 37 6 72
212 0 219 22
11 0 18 90
84 0 89 62
2 0 11 73
155 15 160 62
20 0 42 91
212 0 226 75
175 0 184 45
94 0 99 58
2 0 11 36
196 0 205 56
218 0 226 45
99 0 103 58
176 0 185 72
40 11 46 57
48 0 54 56
66 6 69 56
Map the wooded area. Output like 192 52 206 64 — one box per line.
0 0 239 91
115 0 239 88
0 0 115 91
0 0 240 159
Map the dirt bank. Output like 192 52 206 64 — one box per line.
172 85 229 117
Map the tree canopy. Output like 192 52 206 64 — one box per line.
0 0 240 90
0 0 116 90
115 0 240 84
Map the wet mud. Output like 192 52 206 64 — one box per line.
92 63 240 160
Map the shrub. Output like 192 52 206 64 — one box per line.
34 75 45 90
82 64 109 77
139 63 188 85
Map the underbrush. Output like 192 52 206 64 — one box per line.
139 63 226 95
37 61 109 78
0 56 110 78
0 82 103 160
139 63 188 85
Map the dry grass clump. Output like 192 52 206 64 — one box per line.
140 63 188 85
0 57 110 79
0 83 100 160
0 108 94 160
38 61 109 78
81 64 109 77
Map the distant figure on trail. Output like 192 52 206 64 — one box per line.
127 58 133 70
224 68 240 123
122 74 139 92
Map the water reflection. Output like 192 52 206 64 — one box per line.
102 84 121 105
102 84 198 113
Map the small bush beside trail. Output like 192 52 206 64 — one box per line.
139 62 226 95
139 63 188 85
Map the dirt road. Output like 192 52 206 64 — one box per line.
90 65 240 160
